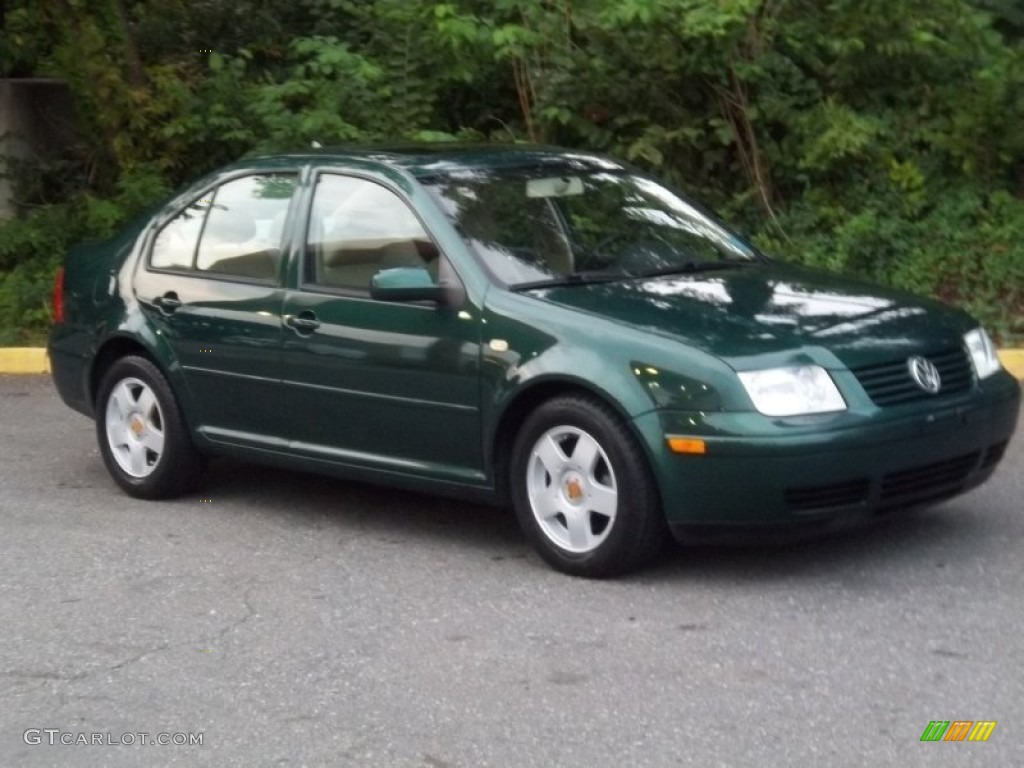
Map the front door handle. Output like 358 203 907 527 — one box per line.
153 292 182 313
285 311 321 334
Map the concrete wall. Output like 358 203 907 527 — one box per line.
0 79 77 219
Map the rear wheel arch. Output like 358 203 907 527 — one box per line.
89 336 159 408
88 335 195 433
94 354 205 498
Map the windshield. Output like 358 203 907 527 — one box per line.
424 168 759 287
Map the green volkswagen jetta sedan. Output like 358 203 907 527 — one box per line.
49 145 1020 577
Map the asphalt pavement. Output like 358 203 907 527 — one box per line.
1 374 1022 767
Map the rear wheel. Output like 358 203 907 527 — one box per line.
95 356 204 499
510 394 666 577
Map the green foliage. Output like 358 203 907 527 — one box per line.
0 167 169 344
757 188 1024 344
1 0 1023 343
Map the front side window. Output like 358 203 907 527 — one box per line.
424 169 759 287
150 174 297 280
306 174 439 291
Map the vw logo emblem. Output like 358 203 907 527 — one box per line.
907 356 941 394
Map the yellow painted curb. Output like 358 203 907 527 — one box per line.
1000 349 1024 380
0 348 50 374
0 347 1022 378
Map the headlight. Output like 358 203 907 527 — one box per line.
738 365 847 417
964 328 1001 379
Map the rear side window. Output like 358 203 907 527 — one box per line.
150 174 297 280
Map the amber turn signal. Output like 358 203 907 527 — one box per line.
667 437 706 455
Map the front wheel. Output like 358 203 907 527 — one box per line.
95 356 204 499
510 394 666 577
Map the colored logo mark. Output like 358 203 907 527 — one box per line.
920 720 997 742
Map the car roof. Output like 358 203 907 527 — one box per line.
228 143 627 179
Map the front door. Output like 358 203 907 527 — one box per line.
280 172 483 482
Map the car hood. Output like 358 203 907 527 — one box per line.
530 263 975 369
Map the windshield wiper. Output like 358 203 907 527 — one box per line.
509 260 756 292
509 271 632 292
630 259 757 279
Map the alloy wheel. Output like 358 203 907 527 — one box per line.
525 425 619 553
104 377 166 478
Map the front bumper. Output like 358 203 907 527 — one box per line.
633 371 1021 541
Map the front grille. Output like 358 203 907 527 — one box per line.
880 452 980 503
785 478 870 512
851 347 973 407
980 440 1009 470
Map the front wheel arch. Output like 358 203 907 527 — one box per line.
506 391 667 577
490 379 656 505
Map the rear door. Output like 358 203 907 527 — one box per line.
134 171 300 446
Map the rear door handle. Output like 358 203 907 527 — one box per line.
153 292 182 313
285 312 320 334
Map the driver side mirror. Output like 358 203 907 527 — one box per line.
369 267 448 304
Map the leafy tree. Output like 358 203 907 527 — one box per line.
0 0 1021 343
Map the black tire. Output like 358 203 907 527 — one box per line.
510 394 666 577
95 355 205 499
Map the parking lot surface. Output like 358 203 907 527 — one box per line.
1 374 1021 767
